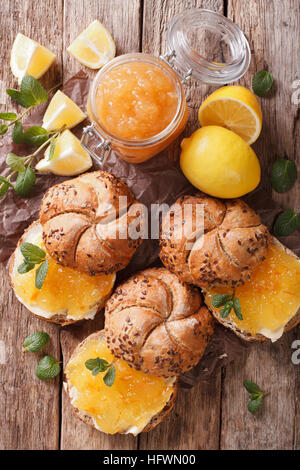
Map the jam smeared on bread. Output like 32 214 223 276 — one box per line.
159 193 269 288
64 331 176 435
40 170 145 275
205 239 300 341
105 267 214 377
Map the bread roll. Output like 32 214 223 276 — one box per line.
105 267 214 377
40 171 145 275
159 193 269 288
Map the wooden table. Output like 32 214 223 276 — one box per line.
0 0 299 450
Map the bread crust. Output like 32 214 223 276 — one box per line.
203 236 300 342
9 221 114 326
159 193 269 289
64 330 178 434
40 171 146 275
105 267 214 377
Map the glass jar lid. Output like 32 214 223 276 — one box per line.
167 9 251 85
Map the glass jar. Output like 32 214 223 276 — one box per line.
82 8 251 164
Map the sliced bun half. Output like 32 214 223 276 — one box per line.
9 221 115 325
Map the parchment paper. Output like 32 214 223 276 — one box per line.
1 71 299 388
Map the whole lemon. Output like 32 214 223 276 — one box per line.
180 126 261 198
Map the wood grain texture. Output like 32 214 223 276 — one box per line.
220 0 300 450
139 0 224 450
59 0 142 450
0 0 63 450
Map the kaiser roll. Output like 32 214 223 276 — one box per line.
105 267 214 377
159 193 269 288
40 171 145 275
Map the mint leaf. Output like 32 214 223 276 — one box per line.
20 242 46 264
248 396 263 414
48 137 57 161
6 88 33 108
14 167 36 197
103 365 116 387
220 301 233 319
243 380 261 394
253 70 274 97
17 261 35 274
273 209 300 237
6 153 25 172
85 357 110 375
35 259 48 289
36 355 60 380
0 124 8 135
23 126 49 146
233 297 243 321
212 294 232 308
0 112 17 121
12 121 24 144
20 75 48 106
23 331 50 352
0 176 12 197
271 158 297 193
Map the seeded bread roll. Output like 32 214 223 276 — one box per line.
105 267 214 377
159 193 269 289
64 330 178 434
40 171 145 275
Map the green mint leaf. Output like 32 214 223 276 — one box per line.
23 126 49 146
20 75 48 106
252 70 274 97
243 379 261 394
273 209 300 237
6 153 25 172
35 259 49 289
220 301 233 319
48 137 57 161
0 124 8 135
23 331 50 352
212 294 232 308
0 112 17 121
85 357 110 375
36 355 60 380
14 167 36 197
20 242 46 264
103 365 116 387
233 297 243 321
0 176 13 197
248 396 263 414
271 158 297 193
6 88 33 108
12 121 24 144
17 261 35 274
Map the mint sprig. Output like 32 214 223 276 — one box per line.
17 242 49 289
212 293 243 321
85 357 116 387
243 380 269 414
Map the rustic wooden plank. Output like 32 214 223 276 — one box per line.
220 0 300 450
139 0 224 450
0 0 63 450
60 0 142 450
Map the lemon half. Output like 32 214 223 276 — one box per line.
10 33 56 84
36 129 92 176
180 126 261 199
67 20 116 69
198 86 263 145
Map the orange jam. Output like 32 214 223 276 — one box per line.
14 236 115 319
206 244 300 335
65 336 174 435
95 61 179 141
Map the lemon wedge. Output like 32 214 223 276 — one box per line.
36 129 92 176
67 20 116 69
10 33 56 84
198 86 263 145
42 90 86 131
